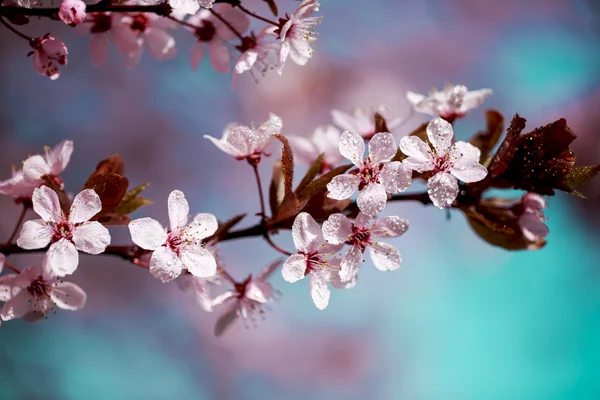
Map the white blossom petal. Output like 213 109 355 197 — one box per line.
340 245 362 282
187 213 218 240
368 132 397 163
214 300 239 336
47 238 79 277
427 172 459 209
399 136 435 172
180 246 217 278
168 190 190 231
149 246 184 282
309 271 331 310
338 130 365 166
48 140 74 176
519 213 549 241
291 212 323 254
371 216 408 238
322 213 352 244
23 155 50 181
450 142 488 183
326 174 360 200
282 254 307 283
369 242 401 271
426 117 454 154
69 189 102 224
128 218 167 250
32 186 63 222
72 221 111 254
17 219 52 249
1 292 31 321
460 88 493 113
0 274 20 302
357 182 388 216
379 161 412 194
50 281 87 310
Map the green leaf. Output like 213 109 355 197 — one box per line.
297 164 353 201
116 183 152 215
469 109 504 166
273 134 294 194
296 153 324 194
563 165 600 189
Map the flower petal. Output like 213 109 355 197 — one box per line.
90 33 110 67
369 242 401 271
187 213 218 240
208 41 231 74
379 161 412 194
180 246 217 278
291 212 323 253
338 130 365 166
214 300 239 337
357 182 388 216
14 266 40 288
519 213 549 241
72 221 111 254
371 216 409 238
128 217 167 250
144 27 176 61
23 155 50 181
48 140 74 176
0 274 20 302
449 142 487 183
309 271 331 310
149 246 183 282
426 117 454 154
368 132 397 163
50 281 87 310
168 190 189 231
189 41 206 70
1 292 31 321
17 219 52 249
427 172 459 209
282 254 307 283
326 174 360 200
47 238 79 277
69 189 102 223
460 88 493 113
340 245 362 282
399 136 434 172
322 213 352 244
32 186 63 222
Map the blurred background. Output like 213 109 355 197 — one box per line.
1 0 600 398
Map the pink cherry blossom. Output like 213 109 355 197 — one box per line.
0 168 39 201
0 260 86 322
322 213 408 282
211 259 281 336
187 4 250 73
119 13 177 68
406 84 493 120
17 186 111 277
282 212 349 310
331 106 404 140
277 0 321 75
399 117 488 208
129 190 218 282
326 131 412 216
517 193 549 242
58 0 87 27
234 27 280 78
287 125 344 172
28 34 68 80
80 13 141 67
204 113 282 161
177 271 221 312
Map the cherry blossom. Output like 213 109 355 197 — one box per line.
11 0 37 7
119 13 177 68
27 34 68 80
129 190 218 282
22 139 73 184
211 259 281 336
406 84 493 120
17 186 111 277
399 117 488 208
517 193 549 242
326 131 412 216
276 0 321 75
287 125 344 172
0 168 39 201
322 213 408 282
282 212 349 310
204 113 282 161
331 106 404 140
0 260 86 322
58 0 87 27
187 4 250 73
178 272 220 312
234 27 279 78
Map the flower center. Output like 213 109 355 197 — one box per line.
195 21 216 42
235 35 256 52
27 276 51 300
304 251 333 275
358 157 382 188
130 14 149 33
348 225 372 251
90 13 112 34
166 231 183 255
52 220 73 242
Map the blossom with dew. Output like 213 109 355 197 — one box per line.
27 34 68 80
17 186 111 277
406 84 492 120
516 193 549 242
0 168 39 202
129 190 218 282
58 0 87 27
276 0 321 75
282 212 351 310
327 131 412 216
399 117 488 208
187 4 250 73
118 13 177 68
234 27 280 78
211 258 281 336
331 105 404 140
322 212 408 282
0 258 86 322
204 113 282 161
287 125 344 172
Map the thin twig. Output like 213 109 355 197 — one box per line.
0 15 32 41
3 259 21 274
6 205 28 244
236 3 279 26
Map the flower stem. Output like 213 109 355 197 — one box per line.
236 3 279 26
3 259 21 274
6 205 28 244
0 16 32 41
